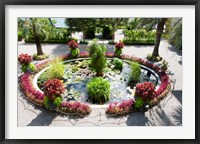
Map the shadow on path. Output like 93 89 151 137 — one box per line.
171 90 182 104
126 112 148 126
27 110 58 126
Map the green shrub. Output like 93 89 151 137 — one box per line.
87 39 99 56
33 53 49 60
46 59 65 80
44 96 62 110
112 58 123 71
114 48 122 57
70 48 80 58
85 27 96 39
87 77 110 104
18 31 23 41
90 46 107 76
130 62 141 82
21 63 35 72
123 29 156 44
102 26 112 39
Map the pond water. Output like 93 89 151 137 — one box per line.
37 58 160 105
57 59 160 104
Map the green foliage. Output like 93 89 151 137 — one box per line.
21 63 35 72
130 62 141 82
87 77 110 104
70 48 80 58
146 53 162 62
88 40 107 75
123 29 156 44
134 97 144 108
102 26 112 39
161 60 169 71
46 60 64 80
112 58 123 71
65 18 97 39
44 96 50 109
33 53 49 60
87 39 100 56
44 96 62 110
53 97 62 107
79 40 88 44
25 38 72 44
167 18 182 50
85 27 96 39
18 31 23 41
114 48 122 57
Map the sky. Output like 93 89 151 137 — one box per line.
51 18 66 28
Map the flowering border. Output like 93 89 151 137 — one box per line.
19 52 170 116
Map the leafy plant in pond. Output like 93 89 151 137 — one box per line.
89 40 107 76
87 77 110 104
130 62 141 82
18 53 35 73
114 42 124 57
112 58 123 71
45 59 65 80
87 39 100 56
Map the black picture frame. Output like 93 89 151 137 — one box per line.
1 0 199 144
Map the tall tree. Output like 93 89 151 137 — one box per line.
99 18 129 39
139 18 167 58
65 18 97 40
23 18 52 56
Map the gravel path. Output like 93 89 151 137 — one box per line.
18 40 182 126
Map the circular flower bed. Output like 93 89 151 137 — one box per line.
19 51 171 117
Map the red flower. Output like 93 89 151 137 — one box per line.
68 40 78 49
135 82 157 100
18 53 32 65
43 79 65 100
115 42 124 49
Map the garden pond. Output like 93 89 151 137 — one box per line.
36 58 161 105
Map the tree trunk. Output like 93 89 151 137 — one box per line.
152 18 167 56
32 22 44 56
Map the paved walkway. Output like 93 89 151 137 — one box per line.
18 40 182 126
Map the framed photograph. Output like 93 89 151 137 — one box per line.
1 0 199 143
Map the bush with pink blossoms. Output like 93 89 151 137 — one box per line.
156 73 170 95
20 73 44 105
60 101 91 116
106 99 134 115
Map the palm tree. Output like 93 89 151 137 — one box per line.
139 18 167 59
23 18 52 56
